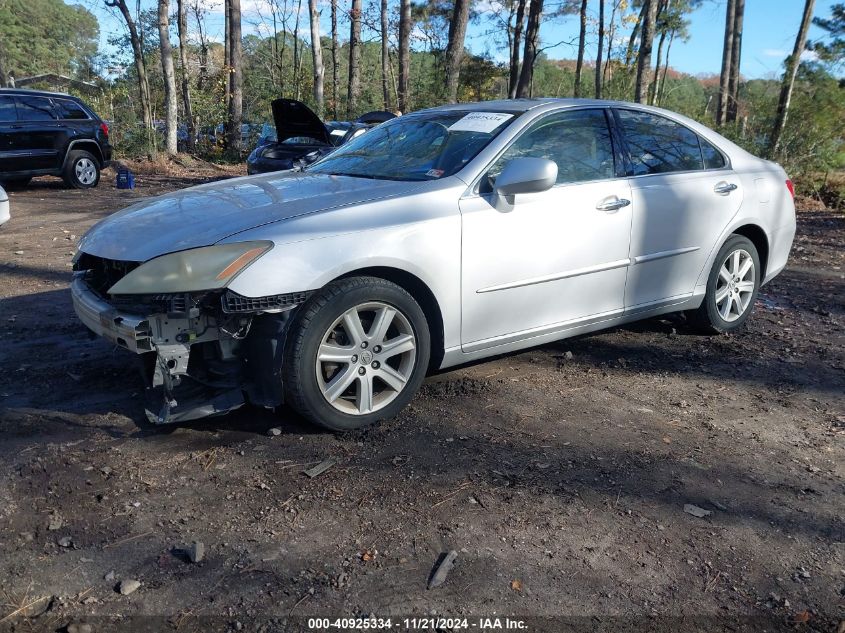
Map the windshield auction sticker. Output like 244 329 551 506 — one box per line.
448 112 513 133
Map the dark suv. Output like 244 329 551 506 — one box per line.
0 89 112 189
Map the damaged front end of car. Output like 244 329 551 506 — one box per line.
71 244 308 425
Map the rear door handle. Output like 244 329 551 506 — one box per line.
596 197 631 212
714 182 738 194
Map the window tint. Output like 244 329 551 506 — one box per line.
16 96 56 121
701 137 726 169
0 96 16 122
617 109 703 175
53 99 89 120
490 109 615 185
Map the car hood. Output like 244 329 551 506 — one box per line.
78 172 422 262
271 98 332 145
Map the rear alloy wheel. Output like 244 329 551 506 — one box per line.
691 234 760 333
284 277 430 431
63 150 100 189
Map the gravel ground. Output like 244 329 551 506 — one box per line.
0 168 842 633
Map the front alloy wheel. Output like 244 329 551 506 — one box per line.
316 302 417 415
284 277 431 431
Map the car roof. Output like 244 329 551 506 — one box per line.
424 97 681 115
0 87 80 100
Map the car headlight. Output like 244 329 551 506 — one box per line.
108 241 273 295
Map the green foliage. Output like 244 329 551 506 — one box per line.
811 3 845 69
0 0 99 80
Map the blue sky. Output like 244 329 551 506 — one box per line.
79 0 840 80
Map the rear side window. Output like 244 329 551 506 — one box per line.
700 137 726 169
617 109 703 175
0 96 16 122
53 99 89 120
16 96 56 121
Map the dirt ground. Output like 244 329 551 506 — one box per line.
0 166 842 633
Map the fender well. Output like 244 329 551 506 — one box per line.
337 266 445 372
731 224 770 281
65 140 104 167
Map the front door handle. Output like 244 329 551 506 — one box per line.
596 197 631 212
714 182 738 194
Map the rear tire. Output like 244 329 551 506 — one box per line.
63 150 100 189
283 277 431 431
690 234 760 334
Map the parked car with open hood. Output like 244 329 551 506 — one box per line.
246 99 394 175
72 98 795 431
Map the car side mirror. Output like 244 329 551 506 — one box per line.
494 157 558 196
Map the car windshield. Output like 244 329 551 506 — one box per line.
307 110 518 181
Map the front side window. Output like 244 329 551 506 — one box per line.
0 96 16 123
488 109 616 186
53 99 89 120
16 96 56 121
308 110 517 181
617 109 703 175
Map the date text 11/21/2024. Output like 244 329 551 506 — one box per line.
306 617 529 630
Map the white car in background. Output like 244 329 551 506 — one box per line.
0 185 9 226
71 99 796 430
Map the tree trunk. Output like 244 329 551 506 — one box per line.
398 0 411 113
574 0 588 97
0 38 8 87
603 0 618 87
309 0 324 116
516 0 543 98
226 0 243 153
106 0 153 130
444 0 471 103
380 0 391 110
191 1 209 90
726 0 744 122
634 0 657 103
177 0 194 152
769 0 815 156
595 0 605 98
508 0 526 99
716 0 735 124
331 0 339 118
293 0 303 100
224 0 231 112
649 25 667 105
347 0 362 117
625 1 648 67
158 0 178 155
656 28 675 106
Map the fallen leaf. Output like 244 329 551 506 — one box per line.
791 610 811 624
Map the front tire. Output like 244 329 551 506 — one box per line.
690 234 760 334
63 150 100 189
283 277 431 431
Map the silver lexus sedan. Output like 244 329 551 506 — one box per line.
72 99 796 430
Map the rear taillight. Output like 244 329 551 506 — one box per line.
785 179 795 199
100 122 109 137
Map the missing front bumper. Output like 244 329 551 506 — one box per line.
71 276 294 425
